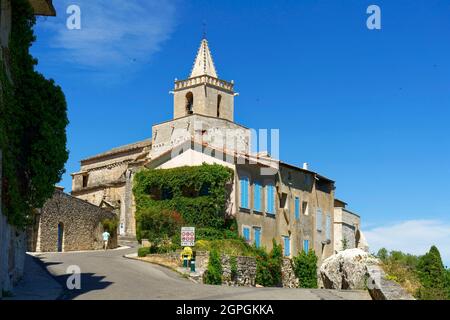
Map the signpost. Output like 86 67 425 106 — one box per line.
181 227 195 247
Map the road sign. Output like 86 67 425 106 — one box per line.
181 227 195 246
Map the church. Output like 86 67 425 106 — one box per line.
71 37 367 262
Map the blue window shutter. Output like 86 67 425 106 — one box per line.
243 227 250 242
316 209 322 231
304 240 309 252
254 182 261 211
326 214 331 240
295 197 300 220
254 228 261 248
283 236 290 257
240 177 249 208
266 184 274 214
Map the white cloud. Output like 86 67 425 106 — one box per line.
364 219 450 266
35 0 177 73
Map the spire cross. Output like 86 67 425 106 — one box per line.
202 21 207 40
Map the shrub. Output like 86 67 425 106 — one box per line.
293 250 318 288
138 247 151 257
136 207 184 243
102 217 119 234
230 256 238 280
204 249 222 285
255 239 283 287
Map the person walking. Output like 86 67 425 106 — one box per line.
102 230 111 250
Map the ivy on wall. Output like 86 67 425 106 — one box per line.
133 163 234 240
0 0 68 228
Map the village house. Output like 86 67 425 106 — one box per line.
71 37 367 263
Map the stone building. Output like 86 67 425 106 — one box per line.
0 0 55 297
333 199 368 252
71 37 365 263
28 188 117 252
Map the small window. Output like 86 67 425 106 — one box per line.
303 239 309 252
302 201 309 216
186 92 194 115
283 236 291 257
217 94 222 117
82 174 89 188
294 197 300 220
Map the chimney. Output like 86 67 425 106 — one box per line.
302 162 309 170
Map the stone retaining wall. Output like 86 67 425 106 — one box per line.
281 258 299 288
221 255 256 286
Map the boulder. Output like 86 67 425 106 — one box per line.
320 248 380 290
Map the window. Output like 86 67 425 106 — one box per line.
294 197 300 220
240 176 249 209
253 181 262 212
266 183 275 214
302 201 309 215
316 208 322 231
185 92 194 115
253 227 261 248
243 226 251 243
303 239 309 253
82 174 89 188
325 213 331 241
217 94 222 117
283 236 291 257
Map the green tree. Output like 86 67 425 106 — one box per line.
0 0 68 227
204 249 222 285
377 248 388 262
293 249 318 288
416 246 447 300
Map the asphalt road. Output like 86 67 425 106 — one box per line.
33 247 371 300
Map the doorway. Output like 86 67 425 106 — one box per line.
57 222 64 252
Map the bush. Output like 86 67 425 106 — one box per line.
136 207 184 242
138 247 151 257
293 250 318 288
194 238 255 257
102 217 119 234
255 239 283 287
204 249 222 285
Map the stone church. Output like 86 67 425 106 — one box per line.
71 38 367 262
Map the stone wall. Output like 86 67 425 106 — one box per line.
30 190 118 252
281 258 299 288
221 255 256 287
0 150 27 297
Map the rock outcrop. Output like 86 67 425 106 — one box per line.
320 248 415 300
320 248 379 290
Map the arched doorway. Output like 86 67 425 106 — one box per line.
57 222 64 252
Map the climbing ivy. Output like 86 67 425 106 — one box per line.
0 0 68 228
133 163 234 240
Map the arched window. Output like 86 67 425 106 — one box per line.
186 92 193 115
217 94 222 117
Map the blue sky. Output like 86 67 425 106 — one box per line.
31 0 450 264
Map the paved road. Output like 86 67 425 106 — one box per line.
33 247 371 300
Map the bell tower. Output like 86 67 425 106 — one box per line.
173 38 235 122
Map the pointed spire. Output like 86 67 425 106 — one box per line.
189 38 218 78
